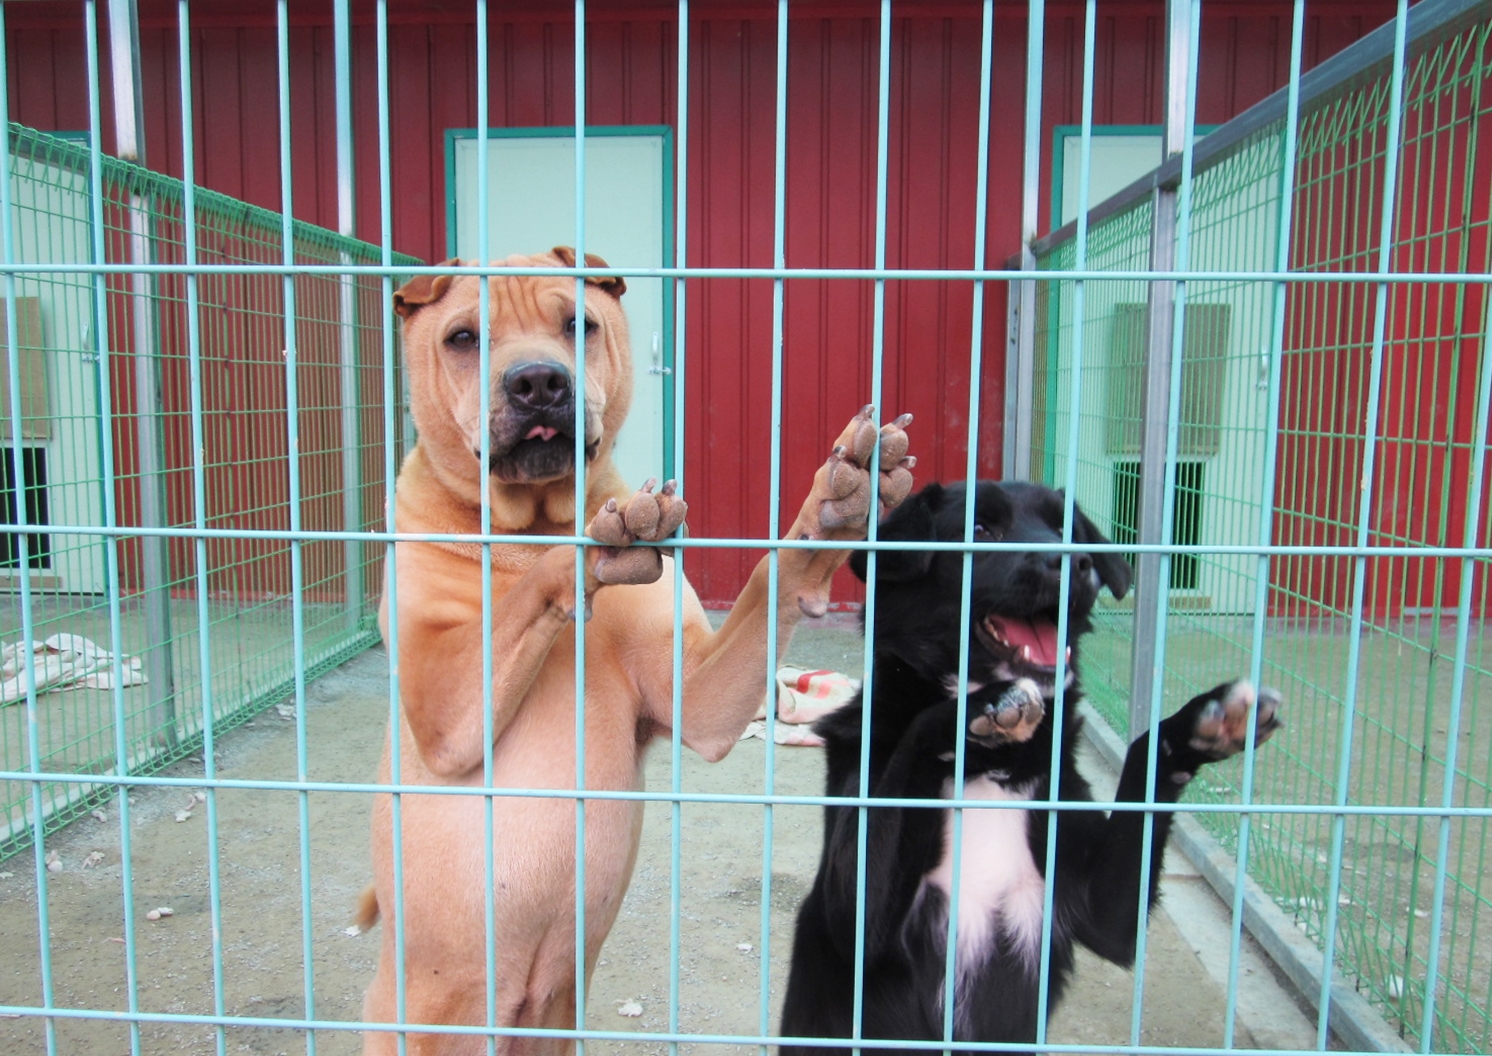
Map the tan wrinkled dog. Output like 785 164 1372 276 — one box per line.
359 248 915 1055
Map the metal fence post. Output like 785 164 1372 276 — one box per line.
1127 0 1191 741
109 0 176 745
1004 0 1046 484
1004 248 1036 483
335 0 364 632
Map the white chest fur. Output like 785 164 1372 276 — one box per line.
923 774 1047 975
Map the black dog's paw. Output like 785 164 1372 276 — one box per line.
966 678 1045 748
1163 680 1283 783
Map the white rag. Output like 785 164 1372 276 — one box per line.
0 633 148 706
740 666 861 747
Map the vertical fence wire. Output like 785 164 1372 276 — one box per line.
472 3 499 1051
172 5 228 1054
1319 3 1411 1048
0 4 56 1054
1135 2 1208 1044
760 1 789 1051
83 4 142 1053
667 6 690 1056
940 1 997 1047
1035 0 1100 1046
571 9 591 1048
850 1 895 1049
372 3 411 1051
1227 0 1307 1047
272 4 319 1050
7 1 1492 1053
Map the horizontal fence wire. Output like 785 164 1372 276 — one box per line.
0 122 420 863
1034 10 1492 1052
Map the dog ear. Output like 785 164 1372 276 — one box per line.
849 483 943 583
393 260 461 318
1071 504 1133 600
550 246 627 299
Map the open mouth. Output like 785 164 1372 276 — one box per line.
976 614 1072 684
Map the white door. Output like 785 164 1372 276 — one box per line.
450 131 670 491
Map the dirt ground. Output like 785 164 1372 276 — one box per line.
0 631 1319 1055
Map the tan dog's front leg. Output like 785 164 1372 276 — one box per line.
394 485 685 778
781 405 915 618
649 407 915 759
393 543 590 777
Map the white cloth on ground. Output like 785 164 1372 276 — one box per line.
0 633 148 706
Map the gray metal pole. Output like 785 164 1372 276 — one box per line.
1005 248 1037 482
1005 0 1045 483
334 0 364 633
1127 0 1192 741
109 0 176 745
1008 249 1032 480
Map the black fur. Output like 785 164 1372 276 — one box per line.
779 481 1282 1056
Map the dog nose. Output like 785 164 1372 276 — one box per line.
1041 552 1093 575
504 362 572 410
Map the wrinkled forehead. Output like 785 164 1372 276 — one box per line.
488 272 584 321
424 271 591 330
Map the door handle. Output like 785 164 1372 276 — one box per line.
648 331 672 375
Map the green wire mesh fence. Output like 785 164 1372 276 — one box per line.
0 123 416 863
1031 12 1492 1051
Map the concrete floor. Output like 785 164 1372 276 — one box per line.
0 615 1328 1054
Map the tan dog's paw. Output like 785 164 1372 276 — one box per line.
585 478 688 586
806 406 917 539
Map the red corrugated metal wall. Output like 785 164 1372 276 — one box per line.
6 0 1394 605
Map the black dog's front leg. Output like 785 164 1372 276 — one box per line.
818 684 1046 967
1069 680 1283 966
816 702 958 966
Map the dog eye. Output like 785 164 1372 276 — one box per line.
445 329 478 351
565 316 599 338
973 523 1003 541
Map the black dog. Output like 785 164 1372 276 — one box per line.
779 481 1282 1056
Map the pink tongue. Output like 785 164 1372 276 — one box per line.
526 425 558 441
990 617 1060 666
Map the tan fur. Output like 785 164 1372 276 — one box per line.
361 249 914 1055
